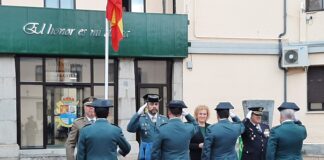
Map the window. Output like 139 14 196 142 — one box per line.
123 0 175 13
135 60 172 116
307 0 324 11
18 57 118 149
308 66 324 111
45 0 75 9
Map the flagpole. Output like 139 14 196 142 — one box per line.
104 18 109 100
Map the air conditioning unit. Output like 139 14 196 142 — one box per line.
281 46 309 68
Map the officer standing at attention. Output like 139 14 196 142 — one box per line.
65 97 97 160
151 100 198 160
241 106 270 160
127 94 168 160
202 102 245 160
266 102 307 160
77 99 131 160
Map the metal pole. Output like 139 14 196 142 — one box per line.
105 19 109 100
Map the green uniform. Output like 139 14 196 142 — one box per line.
127 113 168 159
77 119 131 160
202 116 245 160
151 114 198 160
266 121 307 160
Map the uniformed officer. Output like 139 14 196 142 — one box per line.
266 102 307 160
127 94 168 160
77 99 131 160
151 100 198 160
241 106 270 160
65 97 97 160
202 102 245 160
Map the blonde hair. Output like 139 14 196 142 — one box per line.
194 105 210 120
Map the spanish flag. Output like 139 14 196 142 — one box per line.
106 0 123 52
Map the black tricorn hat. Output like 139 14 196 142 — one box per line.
215 102 234 110
278 102 300 111
143 94 161 102
168 100 187 108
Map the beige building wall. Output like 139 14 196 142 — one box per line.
76 0 106 11
2 0 44 7
183 53 324 143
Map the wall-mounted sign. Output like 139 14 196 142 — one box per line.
55 97 79 128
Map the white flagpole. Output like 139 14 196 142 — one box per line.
104 18 109 100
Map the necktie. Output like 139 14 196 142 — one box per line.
90 119 95 124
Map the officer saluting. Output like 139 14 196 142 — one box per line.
77 99 131 160
266 102 307 160
127 94 168 160
241 106 270 160
202 102 245 160
151 100 198 160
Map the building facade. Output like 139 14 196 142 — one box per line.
1 0 324 159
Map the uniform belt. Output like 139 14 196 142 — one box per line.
139 142 153 160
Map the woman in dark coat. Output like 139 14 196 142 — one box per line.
189 105 210 160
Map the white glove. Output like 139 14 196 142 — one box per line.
137 103 147 114
246 111 252 119
182 108 189 116
229 110 236 118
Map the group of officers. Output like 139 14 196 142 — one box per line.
65 94 307 160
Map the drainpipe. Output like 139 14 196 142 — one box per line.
278 0 287 102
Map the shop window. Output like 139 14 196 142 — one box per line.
20 85 44 149
18 57 118 149
307 0 324 11
308 66 324 111
93 59 115 83
137 61 167 84
45 0 75 9
45 58 90 83
20 58 43 82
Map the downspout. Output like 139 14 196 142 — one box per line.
278 0 287 102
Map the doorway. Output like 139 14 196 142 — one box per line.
45 86 91 146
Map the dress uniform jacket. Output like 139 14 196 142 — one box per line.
151 114 198 160
76 119 131 160
189 123 210 160
241 118 269 160
201 116 245 160
266 121 307 160
65 117 91 160
127 113 168 159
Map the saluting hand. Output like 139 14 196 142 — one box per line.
182 108 189 116
137 103 147 114
199 143 204 148
246 111 252 119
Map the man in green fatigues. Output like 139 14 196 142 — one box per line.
77 99 131 160
127 94 168 160
266 102 307 160
201 102 245 160
151 100 198 160
65 97 97 160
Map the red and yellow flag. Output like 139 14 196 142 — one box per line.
106 0 123 52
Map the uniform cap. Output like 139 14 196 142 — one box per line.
214 102 234 110
83 97 97 106
143 94 161 102
168 100 187 108
278 102 300 111
248 106 264 116
91 99 113 108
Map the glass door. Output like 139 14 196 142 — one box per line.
46 86 91 146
